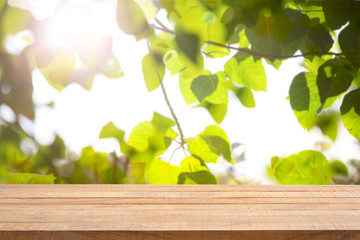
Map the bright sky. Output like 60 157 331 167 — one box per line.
3 0 360 183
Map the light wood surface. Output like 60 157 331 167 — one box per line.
0 185 359 239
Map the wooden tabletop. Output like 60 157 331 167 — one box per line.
0 185 360 239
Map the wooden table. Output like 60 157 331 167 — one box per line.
0 185 359 239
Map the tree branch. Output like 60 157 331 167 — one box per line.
155 18 175 35
158 75 186 148
150 18 345 61
150 18 175 35
156 71 192 172
146 41 185 149
205 41 345 60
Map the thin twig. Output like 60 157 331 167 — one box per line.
168 146 182 164
205 41 345 60
158 76 185 147
157 72 193 172
147 38 191 170
150 24 174 35
155 18 175 35
201 50 229 58
150 21 175 35
152 17 345 61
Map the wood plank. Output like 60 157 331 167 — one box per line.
1 184 359 192
0 185 360 239
0 231 359 240
2 190 360 198
0 197 359 204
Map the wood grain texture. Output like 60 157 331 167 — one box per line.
0 231 359 240
0 185 359 239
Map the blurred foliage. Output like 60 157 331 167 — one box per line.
1 0 360 184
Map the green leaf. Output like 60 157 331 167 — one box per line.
3 173 56 184
302 56 331 75
321 2 349 30
0 6 33 44
99 122 135 155
197 101 227 124
180 153 217 185
148 34 174 55
178 171 217 184
100 122 125 143
245 14 293 57
180 155 210 172
266 59 282 70
339 24 360 66
222 0 283 40
188 136 218 163
191 74 218 103
202 136 232 161
185 70 228 106
273 150 331 185
340 89 360 140
316 112 340 141
175 30 200 64
285 7 302 22
136 0 160 21
202 11 216 25
224 53 266 91
127 121 155 152
327 160 349 178
163 51 185 75
0 1 4 13
37 47 76 91
290 72 311 111
246 11 333 57
233 86 255 108
205 71 228 104
151 112 176 135
229 25 250 47
101 54 124 79
290 72 337 130
79 147 123 184
175 28 203 78
127 113 176 157
188 125 232 164
145 159 181 184
179 74 198 105
317 59 354 107
301 5 325 23
221 7 234 24
142 52 165 92
116 0 153 40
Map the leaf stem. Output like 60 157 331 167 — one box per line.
205 41 345 60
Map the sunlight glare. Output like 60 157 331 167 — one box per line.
37 0 116 49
